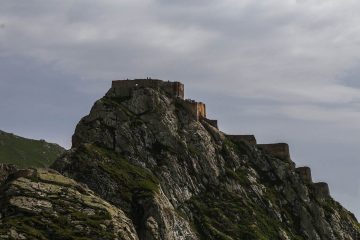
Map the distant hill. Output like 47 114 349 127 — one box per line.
0 130 65 168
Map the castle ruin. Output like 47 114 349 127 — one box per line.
295 167 312 183
314 182 330 200
226 135 257 145
110 79 184 99
106 78 333 199
257 143 291 161
108 79 209 121
180 99 206 121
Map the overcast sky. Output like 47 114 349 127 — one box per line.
1 0 360 218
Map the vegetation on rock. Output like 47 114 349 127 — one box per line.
0 130 65 168
0 168 138 240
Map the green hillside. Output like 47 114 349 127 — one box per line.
0 130 65 168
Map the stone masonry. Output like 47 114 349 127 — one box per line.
257 143 291 161
226 135 257 145
107 79 209 121
314 182 330 200
109 79 184 99
295 167 312 183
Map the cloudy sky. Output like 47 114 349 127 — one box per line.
1 0 360 217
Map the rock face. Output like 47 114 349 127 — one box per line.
0 163 17 185
0 168 138 240
51 80 360 239
1 79 359 239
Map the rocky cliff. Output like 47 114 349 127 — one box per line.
0 168 138 239
0 80 359 239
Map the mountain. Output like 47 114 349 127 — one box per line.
0 79 359 239
0 130 65 168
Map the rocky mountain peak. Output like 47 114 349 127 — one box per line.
1 79 359 239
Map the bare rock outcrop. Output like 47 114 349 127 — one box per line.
0 168 138 240
0 163 17 185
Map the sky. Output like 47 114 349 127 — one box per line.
1 0 360 218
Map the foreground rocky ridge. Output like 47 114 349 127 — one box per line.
1 79 359 239
0 168 138 239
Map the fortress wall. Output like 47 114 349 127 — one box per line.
314 182 330 199
109 80 204 121
180 100 207 120
295 167 312 183
178 83 184 99
110 79 184 99
257 143 290 160
112 79 162 89
162 81 184 99
111 79 160 96
197 102 206 119
203 118 218 129
180 100 198 120
226 135 257 145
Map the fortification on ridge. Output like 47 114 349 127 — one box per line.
111 79 184 99
106 78 332 200
108 79 210 121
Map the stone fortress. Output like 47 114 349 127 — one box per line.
110 79 212 124
111 79 185 99
109 79 330 199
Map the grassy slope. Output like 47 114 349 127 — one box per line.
0 130 65 168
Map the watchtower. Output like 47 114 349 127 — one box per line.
295 167 312 183
180 99 206 120
257 143 291 161
314 182 330 200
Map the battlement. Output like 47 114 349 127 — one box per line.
109 79 184 99
179 99 206 120
313 182 330 200
226 135 257 145
257 143 290 160
295 167 312 183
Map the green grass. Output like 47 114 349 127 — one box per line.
187 184 303 240
186 138 305 240
0 168 117 240
0 207 114 240
0 130 65 168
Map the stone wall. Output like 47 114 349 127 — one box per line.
295 167 312 183
162 81 184 99
314 182 330 200
226 135 257 145
180 100 206 120
197 102 206 119
107 79 210 121
257 143 290 160
109 79 184 99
